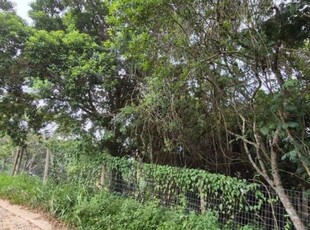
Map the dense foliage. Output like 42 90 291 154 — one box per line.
1 0 310 229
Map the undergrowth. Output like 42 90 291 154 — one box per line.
0 173 225 230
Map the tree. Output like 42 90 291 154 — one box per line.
107 0 309 228
29 0 66 31
62 0 109 42
24 29 137 157
1 0 309 227
0 0 15 12
107 0 252 172
0 4 46 175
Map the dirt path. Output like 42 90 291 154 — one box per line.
0 199 68 230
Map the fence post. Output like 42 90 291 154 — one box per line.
100 164 107 188
15 147 24 175
11 147 23 176
1 158 6 171
135 162 142 198
302 187 309 224
43 148 51 185
199 187 206 214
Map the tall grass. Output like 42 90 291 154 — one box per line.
0 173 227 230
0 173 41 204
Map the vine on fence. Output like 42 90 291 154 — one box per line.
99 155 270 221
63 152 290 228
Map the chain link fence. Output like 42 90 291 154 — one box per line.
102 165 310 230
0 151 309 230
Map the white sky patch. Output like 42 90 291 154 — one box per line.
39 122 58 137
12 0 33 24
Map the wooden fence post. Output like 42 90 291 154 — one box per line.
43 147 51 185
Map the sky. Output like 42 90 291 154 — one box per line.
11 0 287 25
12 0 33 24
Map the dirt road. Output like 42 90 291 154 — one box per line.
0 199 68 230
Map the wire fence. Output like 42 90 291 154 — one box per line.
103 167 310 230
1 151 309 230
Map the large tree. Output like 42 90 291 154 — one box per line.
25 0 140 156
107 0 310 229
1 0 309 228
0 3 47 175
0 8 42 145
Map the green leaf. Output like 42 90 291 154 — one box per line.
260 126 269 136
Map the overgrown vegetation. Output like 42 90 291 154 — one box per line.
0 173 226 230
1 0 310 229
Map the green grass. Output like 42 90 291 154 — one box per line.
0 173 41 204
0 173 246 230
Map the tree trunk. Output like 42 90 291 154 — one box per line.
43 148 51 185
270 136 306 230
274 186 305 230
243 126 306 230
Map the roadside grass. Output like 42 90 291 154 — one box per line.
0 173 40 204
0 173 253 230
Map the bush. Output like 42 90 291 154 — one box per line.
158 210 221 230
0 173 224 230
73 192 222 230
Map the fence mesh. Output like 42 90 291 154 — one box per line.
1 152 309 230
103 166 310 230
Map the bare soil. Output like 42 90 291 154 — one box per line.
0 199 69 230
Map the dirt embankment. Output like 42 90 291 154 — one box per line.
0 199 69 230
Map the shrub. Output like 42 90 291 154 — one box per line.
73 191 222 230
0 173 224 230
